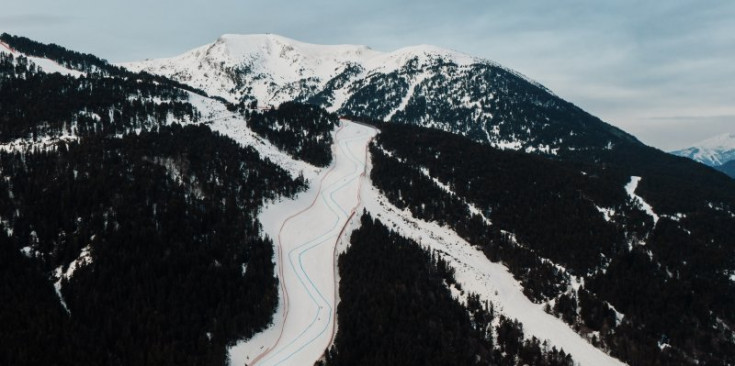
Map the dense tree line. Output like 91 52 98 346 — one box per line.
314 57 638 152
304 64 364 107
561 141 735 214
368 123 735 365
0 124 305 365
322 214 575 366
1 32 124 75
245 102 337 167
336 69 409 120
1 33 214 96
370 145 568 302
0 52 198 142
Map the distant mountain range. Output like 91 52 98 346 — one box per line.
671 133 735 178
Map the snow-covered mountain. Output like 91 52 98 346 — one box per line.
5 33 735 366
671 132 735 167
123 34 480 105
124 34 637 153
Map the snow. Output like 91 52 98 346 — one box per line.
707 202 735 219
415 165 493 226
360 159 625 366
187 93 320 181
0 134 79 153
121 34 482 106
625 176 659 226
0 41 84 77
20 246 33 258
595 205 616 222
493 139 523 150
671 132 735 167
385 72 429 121
61 245 93 280
49 244 93 316
227 121 377 366
54 280 71 315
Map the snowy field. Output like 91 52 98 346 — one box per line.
228 121 376 366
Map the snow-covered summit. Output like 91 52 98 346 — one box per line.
671 132 735 167
123 33 632 155
122 33 482 105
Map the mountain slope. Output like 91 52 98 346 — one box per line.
716 159 735 178
5 33 735 366
125 34 638 153
368 123 735 365
0 35 310 365
671 132 735 167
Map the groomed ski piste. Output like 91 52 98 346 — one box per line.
223 113 625 365
228 120 377 366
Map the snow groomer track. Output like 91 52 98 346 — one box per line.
231 120 376 366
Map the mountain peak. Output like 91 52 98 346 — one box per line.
671 132 735 166
121 34 487 106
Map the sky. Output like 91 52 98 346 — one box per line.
2 0 734 150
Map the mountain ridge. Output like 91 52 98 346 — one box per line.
122 33 485 104
124 33 638 154
671 132 735 167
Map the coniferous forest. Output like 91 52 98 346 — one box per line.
0 125 305 365
245 101 337 167
0 52 198 142
0 37 306 365
322 214 575 366
369 123 735 366
3 31 735 366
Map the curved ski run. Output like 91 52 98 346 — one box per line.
252 121 376 366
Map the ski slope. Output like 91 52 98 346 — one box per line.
359 154 627 366
227 117 624 366
229 120 376 366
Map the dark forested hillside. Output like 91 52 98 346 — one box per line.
717 159 735 178
369 123 735 366
1 33 123 75
0 124 305 365
0 51 198 142
1 33 213 97
245 102 337 167
316 61 639 153
0 35 310 365
322 214 575 366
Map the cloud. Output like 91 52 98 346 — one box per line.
0 14 74 28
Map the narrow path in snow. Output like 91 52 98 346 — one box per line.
230 121 376 366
